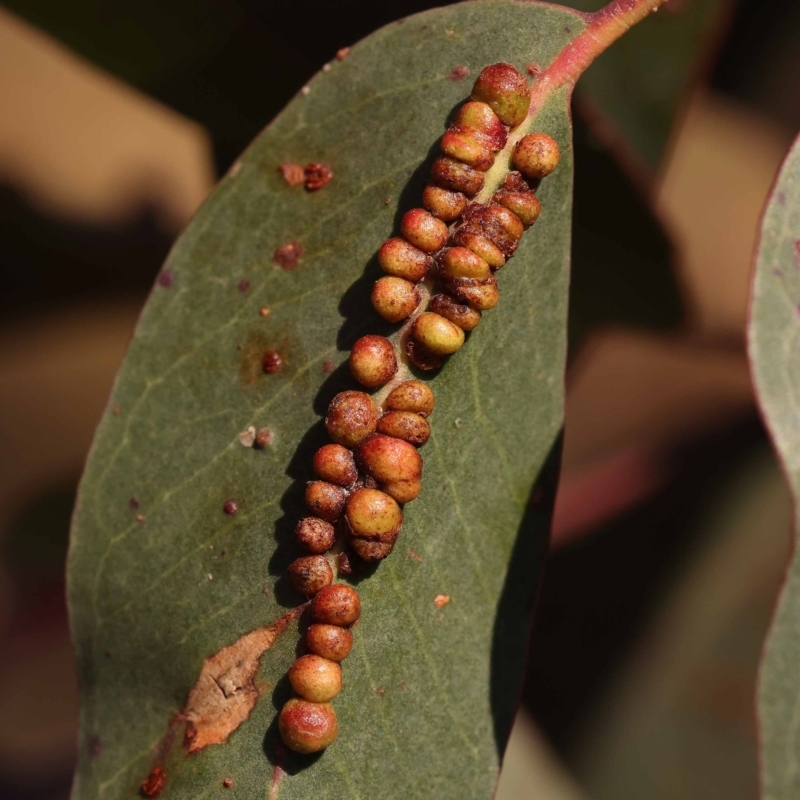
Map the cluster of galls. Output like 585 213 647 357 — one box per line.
370 62 560 370
278 62 560 756
278 380 434 753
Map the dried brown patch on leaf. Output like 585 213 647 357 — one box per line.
449 65 470 81
279 163 305 186
273 240 304 270
182 608 302 754
434 594 450 608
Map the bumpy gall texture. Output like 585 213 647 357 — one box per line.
430 293 482 331
493 189 541 227
411 312 466 355
422 184 468 222
513 133 560 180
307 624 354 662
440 247 492 280
311 584 361 626
345 487 403 542
371 276 420 323
279 699 338 754
440 127 495 171
377 238 431 282
377 411 431 446
449 275 500 311
349 335 397 389
352 538 395 561
470 63 530 128
312 444 358 487
385 380 436 417
400 209 448 253
305 481 347 522
325 391 378 448
288 555 334 595
431 157 485 196
453 101 507 150
288 654 343 702
304 162 334 191
296 517 336 554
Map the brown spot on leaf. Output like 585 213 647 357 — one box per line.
238 279 251 293
156 269 175 288
182 608 302 753
279 163 305 186
526 62 542 76
336 47 350 60
259 306 271 317
376 687 386 697
449 65 470 81
273 240 303 270
263 350 283 374
223 779 233 789
113 406 120 415
407 549 423 562
434 594 450 608
141 765 166 798
304 163 334 191
224 500 238 515
128 497 140 510
322 359 335 374
255 428 274 448
136 514 145 523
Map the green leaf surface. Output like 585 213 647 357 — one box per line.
748 132 800 800
69 3 580 799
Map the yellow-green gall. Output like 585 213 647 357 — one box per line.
345 487 403 542
313 444 358 487
439 247 492 280
440 127 495 171
288 654 342 703
401 208 449 253
385 380 435 417
411 312 465 355
377 411 431 446
305 481 347 522
311 584 361 626
493 189 541 228
279 698 338 754
471 63 530 128
349 335 397 389
453 101 507 150
429 293 482 331
296 516 336 553
325 391 378 448
431 156 485 197
377 237 432 282
512 133 560 180
288 555 334 596
422 184 468 222
453 232 505 269
371 276 420 323
306 624 353 662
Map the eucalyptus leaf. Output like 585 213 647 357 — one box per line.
749 132 800 800
69 3 583 798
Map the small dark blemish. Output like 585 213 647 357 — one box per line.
449 65 470 81
263 350 283 374
224 500 239 515
376 687 386 697
156 269 175 288
128 497 140 510
255 428 274 448
141 765 166 798
322 359 335 374
773 268 783 277
87 734 102 759
279 163 305 186
305 163 334 191
238 279 251 293
338 550 355 575
223 779 233 789
105 651 112 658
273 240 304 270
